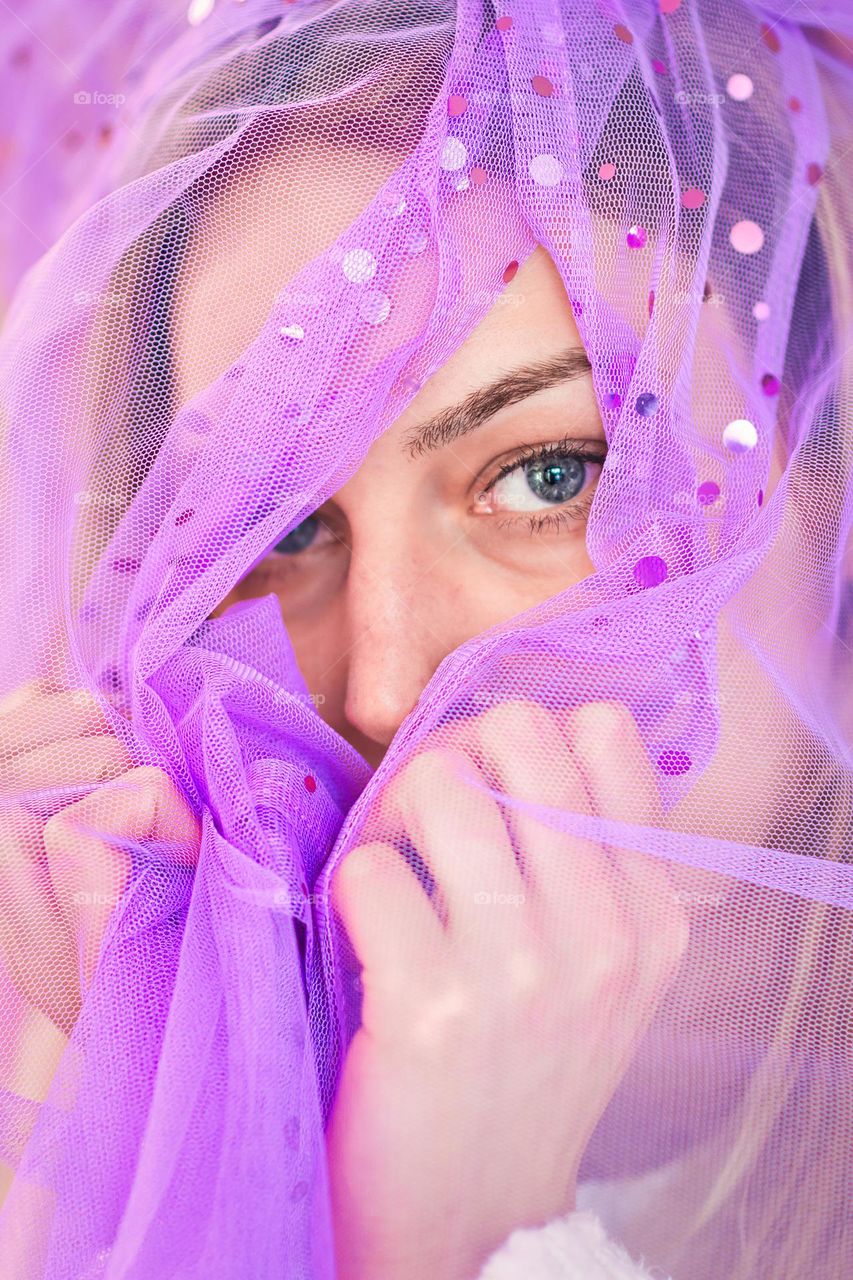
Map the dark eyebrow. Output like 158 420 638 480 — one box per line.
402 346 592 458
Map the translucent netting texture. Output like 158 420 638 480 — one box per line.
0 0 851 1277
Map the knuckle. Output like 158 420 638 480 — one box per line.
385 747 461 813
408 747 458 788
476 697 554 749
657 899 691 970
123 764 170 794
69 687 100 711
571 699 635 752
503 942 549 1002
42 807 77 852
90 739 134 783
406 980 470 1054
0 804 35 844
331 841 388 901
0 679 41 715
585 911 636 987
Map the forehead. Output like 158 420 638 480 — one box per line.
390 244 588 445
171 137 402 403
169 136 576 410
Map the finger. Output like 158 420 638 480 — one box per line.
0 735 132 797
0 687 116 766
41 613 76 696
43 765 200 986
330 840 444 1031
568 702 689 975
466 699 608 926
466 699 653 1013
6 1004 72 1107
568 702 663 827
377 746 527 951
0 806 79 1035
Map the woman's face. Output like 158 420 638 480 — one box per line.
173 141 795 859
174 148 605 769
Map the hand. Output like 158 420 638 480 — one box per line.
327 699 690 1280
0 679 200 1205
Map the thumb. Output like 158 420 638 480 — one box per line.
42 765 201 988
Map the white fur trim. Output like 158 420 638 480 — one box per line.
475 1208 669 1280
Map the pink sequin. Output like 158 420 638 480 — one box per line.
806 162 822 186
503 260 519 284
651 58 668 74
627 224 647 249
614 23 634 43
681 187 706 209
532 74 554 97
304 775 317 793
496 15 513 31
358 291 391 326
529 154 563 186
697 481 720 505
760 22 781 53
448 94 467 117
470 166 488 186
598 162 616 180
634 555 668 588
729 220 764 254
660 0 682 12
726 73 754 101
761 373 780 396
657 748 692 776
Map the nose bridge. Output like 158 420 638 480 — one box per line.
342 532 442 747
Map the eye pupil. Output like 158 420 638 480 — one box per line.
274 514 319 554
526 455 585 503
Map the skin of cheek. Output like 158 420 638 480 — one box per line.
665 300 802 857
648 311 816 1076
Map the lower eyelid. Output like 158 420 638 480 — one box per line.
494 493 597 534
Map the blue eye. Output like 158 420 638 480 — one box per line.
488 449 599 514
273 515 320 554
524 456 587 504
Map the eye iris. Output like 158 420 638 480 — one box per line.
274 515 319 554
526 456 586 503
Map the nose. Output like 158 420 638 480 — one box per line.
342 542 449 750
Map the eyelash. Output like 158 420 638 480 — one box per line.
482 437 607 534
